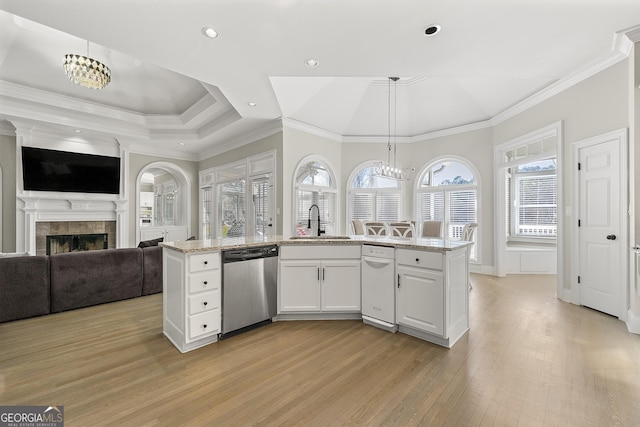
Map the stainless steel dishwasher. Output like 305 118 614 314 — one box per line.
221 245 279 338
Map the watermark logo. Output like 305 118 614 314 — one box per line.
0 405 64 427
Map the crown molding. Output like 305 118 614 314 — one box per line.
197 119 283 161
491 29 637 128
282 118 344 142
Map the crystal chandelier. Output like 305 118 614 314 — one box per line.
63 41 111 90
373 77 410 181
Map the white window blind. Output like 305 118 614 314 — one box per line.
515 173 557 237
295 190 337 236
376 193 400 222
350 193 375 222
449 190 477 239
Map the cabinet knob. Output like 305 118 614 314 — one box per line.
203 301 208 306
203 281 208 285
415 258 420 263
203 324 207 329
204 260 208 265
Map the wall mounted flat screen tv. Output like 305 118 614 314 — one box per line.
22 146 121 194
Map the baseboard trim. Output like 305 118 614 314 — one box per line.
626 309 640 335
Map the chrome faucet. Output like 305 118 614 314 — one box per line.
308 204 325 237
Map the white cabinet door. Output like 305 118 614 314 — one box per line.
321 260 361 312
165 227 189 242
279 261 321 312
396 266 444 337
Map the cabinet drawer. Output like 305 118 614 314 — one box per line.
188 270 220 294
396 249 443 270
188 252 219 273
280 245 360 260
188 291 220 315
187 310 220 342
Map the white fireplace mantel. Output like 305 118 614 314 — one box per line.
17 193 128 254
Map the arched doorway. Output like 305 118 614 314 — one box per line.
135 162 191 244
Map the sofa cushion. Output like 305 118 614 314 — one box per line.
50 248 143 312
137 237 163 248
0 255 50 323
141 246 163 295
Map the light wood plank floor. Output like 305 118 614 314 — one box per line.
2 274 640 426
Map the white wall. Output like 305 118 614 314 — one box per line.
494 59 629 293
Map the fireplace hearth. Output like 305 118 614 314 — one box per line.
46 233 108 255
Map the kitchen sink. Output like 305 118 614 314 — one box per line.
289 235 352 240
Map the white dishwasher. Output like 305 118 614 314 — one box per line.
361 244 397 332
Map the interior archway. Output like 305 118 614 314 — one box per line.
135 162 191 244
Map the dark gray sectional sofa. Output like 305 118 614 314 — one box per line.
0 246 162 323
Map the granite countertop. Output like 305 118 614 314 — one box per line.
160 235 473 253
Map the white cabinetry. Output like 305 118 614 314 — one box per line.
141 226 189 243
163 249 221 352
395 247 468 348
278 245 361 317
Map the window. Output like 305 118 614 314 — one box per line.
416 160 478 259
348 164 402 226
204 151 276 239
499 126 558 243
507 159 557 239
294 159 337 236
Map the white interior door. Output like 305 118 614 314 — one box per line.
577 136 624 318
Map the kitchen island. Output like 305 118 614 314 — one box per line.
161 235 472 352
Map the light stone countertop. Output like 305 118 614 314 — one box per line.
160 235 472 254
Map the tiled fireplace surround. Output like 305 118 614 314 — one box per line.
35 221 117 256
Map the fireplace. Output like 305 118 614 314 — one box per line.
46 233 108 255
35 221 117 256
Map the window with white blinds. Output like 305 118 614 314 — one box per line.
416 160 478 260
347 164 402 227
508 160 557 238
293 158 338 236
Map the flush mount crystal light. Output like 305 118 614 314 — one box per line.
63 41 111 90
373 77 411 181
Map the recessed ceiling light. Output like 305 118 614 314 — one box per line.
248 102 257 107
178 142 186 146
74 129 82 133
201 27 218 38
424 24 441 37
305 58 319 68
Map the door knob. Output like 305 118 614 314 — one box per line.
606 234 617 240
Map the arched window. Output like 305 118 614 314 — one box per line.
293 157 337 236
416 158 478 260
347 162 402 226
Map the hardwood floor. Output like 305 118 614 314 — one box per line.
2 274 640 426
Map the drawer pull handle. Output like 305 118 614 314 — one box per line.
203 324 208 329
203 301 208 306
415 258 420 263
204 261 209 265
203 281 208 285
